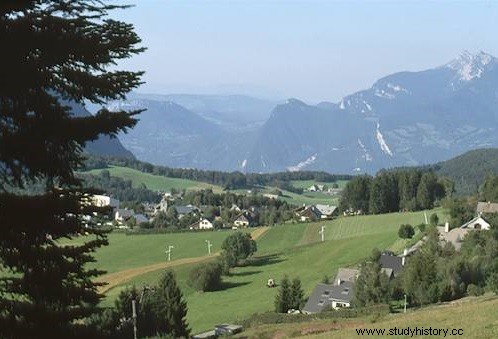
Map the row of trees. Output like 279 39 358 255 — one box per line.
274 276 305 313
340 169 452 214
80 170 161 204
83 154 352 190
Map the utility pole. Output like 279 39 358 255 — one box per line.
424 211 428 224
319 225 326 242
131 286 154 339
132 299 137 339
165 245 174 261
404 294 407 313
205 240 212 255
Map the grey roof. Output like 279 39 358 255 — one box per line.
192 330 216 339
302 282 355 314
315 204 338 216
379 254 403 276
477 202 498 214
134 214 148 223
174 205 198 215
116 209 134 218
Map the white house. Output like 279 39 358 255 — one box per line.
92 194 119 210
199 218 214 230
115 208 134 224
461 216 491 230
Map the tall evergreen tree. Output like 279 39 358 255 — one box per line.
290 277 304 310
142 271 190 338
0 2 143 338
274 275 291 313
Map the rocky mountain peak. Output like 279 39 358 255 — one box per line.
445 50 496 81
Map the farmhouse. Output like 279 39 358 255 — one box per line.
461 216 491 230
476 201 498 215
233 210 257 228
437 216 491 250
315 204 338 219
296 205 322 222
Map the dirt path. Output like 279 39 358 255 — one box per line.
97 227 269 293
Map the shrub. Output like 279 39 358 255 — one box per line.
417 223 426 233
467 284 484 296
398 224 415 239
188 261 223 292
430 213 439 226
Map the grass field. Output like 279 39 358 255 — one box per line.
81 165 222 192
235 294 498 338
96 208 443 333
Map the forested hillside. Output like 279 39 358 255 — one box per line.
431 148 498 195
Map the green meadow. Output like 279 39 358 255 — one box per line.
82 165 222 192
96 208 442 333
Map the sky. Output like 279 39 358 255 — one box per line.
112 0 498 103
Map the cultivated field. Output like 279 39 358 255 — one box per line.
96 209 442 333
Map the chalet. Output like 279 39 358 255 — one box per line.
199 218 214 230
437 216 490 250
461 216 491 230
477 201 498 215
315 204 338 219
234 214 251 228
233 210 257 228
296 205 322 222
302 281 355 313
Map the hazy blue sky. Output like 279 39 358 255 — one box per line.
112 0 498 103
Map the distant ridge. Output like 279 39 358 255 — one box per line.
113 51 498 174
68 102 135 159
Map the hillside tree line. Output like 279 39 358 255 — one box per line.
340 169 453 214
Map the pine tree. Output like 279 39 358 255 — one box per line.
0 2 144 338
290 278 304 310
143 271 190 338
274 275 291 313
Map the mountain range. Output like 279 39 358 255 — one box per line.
99 50 498 174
